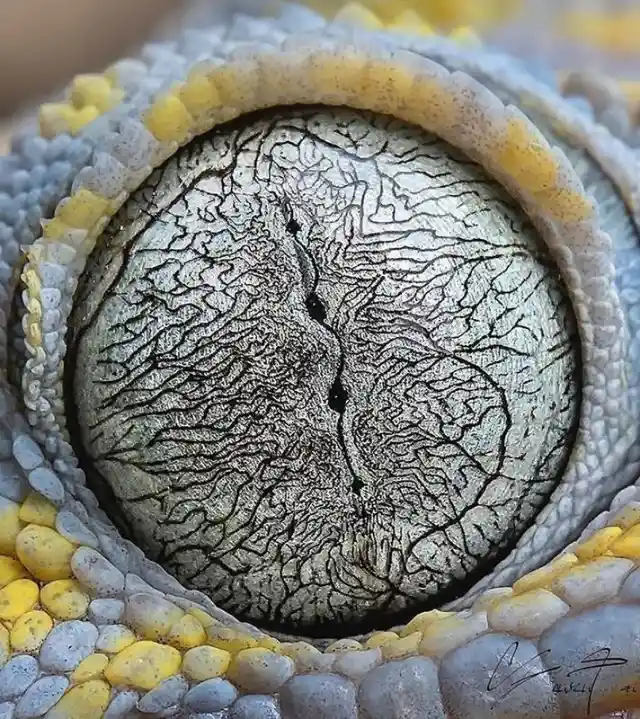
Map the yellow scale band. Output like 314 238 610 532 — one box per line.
6 3 640 717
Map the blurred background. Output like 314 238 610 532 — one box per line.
305 0 640 102
2 0 640 148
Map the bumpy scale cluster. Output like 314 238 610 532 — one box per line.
0 477 639 717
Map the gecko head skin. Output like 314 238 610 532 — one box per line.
0 2 640 718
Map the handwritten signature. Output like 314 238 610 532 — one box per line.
486 641 636 716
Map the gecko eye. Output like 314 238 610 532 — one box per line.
64 105 580 636
15 36 638 647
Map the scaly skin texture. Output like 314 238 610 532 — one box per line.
1 2 640 718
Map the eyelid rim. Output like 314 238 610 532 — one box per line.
16 37 636 623
392 31 640 229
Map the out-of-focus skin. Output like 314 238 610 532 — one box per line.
303 0 522 28
0 0 185 118
558 7 640 55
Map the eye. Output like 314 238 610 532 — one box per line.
65 104 581 637
4 6 640 719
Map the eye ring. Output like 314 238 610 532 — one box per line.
19 42 634 616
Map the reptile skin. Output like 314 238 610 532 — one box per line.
1 2 640 718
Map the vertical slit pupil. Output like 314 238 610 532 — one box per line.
328 378 348 414
305 292 326 322
304 290 347 414
287 214 349 416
